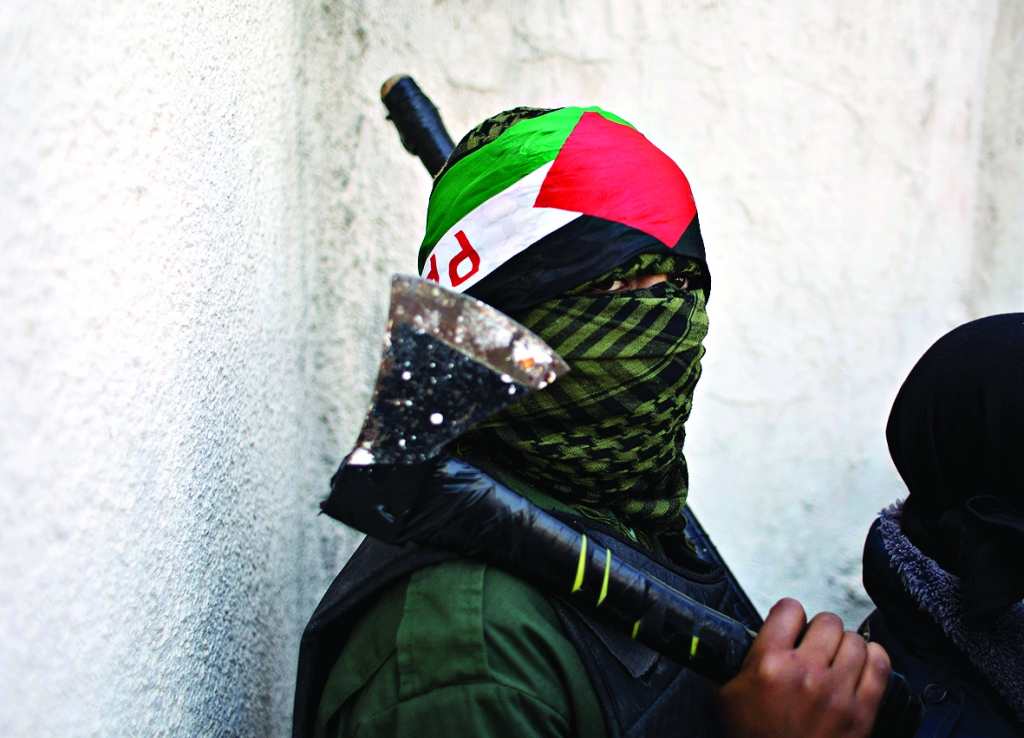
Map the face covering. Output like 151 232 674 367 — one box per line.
453 254 707 534
888 313 1024 621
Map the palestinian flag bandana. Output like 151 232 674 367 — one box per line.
421 107 708 314
451 253 708 535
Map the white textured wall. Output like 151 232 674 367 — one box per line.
2 1 1022 735
0 1 352 734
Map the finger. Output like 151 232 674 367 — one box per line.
829 630 869 691
749 598 807 656
855 642 892 707
796 611 845 666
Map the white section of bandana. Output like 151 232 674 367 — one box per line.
420 160 582 292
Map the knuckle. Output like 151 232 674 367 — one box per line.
843 629 867 649
773 596 800 611
801 670 824 695
755 652 783 681
757 651 800 684
770 597 806 621
810 611 844 632
796 659 830 692
841 631 868 660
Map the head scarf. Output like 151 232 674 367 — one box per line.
420 106 708 314
428 107 710 538
452 253 707 535
887 314 1024 621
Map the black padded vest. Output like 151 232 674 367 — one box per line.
292 509 761 738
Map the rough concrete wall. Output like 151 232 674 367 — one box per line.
0 0 351 734
2 0 1022 735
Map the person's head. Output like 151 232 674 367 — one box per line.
422 107 709 540
888 314 1024 621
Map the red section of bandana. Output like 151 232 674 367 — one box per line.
534 112 697 248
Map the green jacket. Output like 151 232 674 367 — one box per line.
312 471 624 738
313 557 609 738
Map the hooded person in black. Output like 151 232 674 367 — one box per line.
862 313 1024 736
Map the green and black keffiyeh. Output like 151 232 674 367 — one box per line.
453 254 707 534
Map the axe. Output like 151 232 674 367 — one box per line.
324 274 758 683
321 77 924 736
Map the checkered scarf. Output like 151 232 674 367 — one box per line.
452 254 707 533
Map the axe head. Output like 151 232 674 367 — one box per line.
325 275 568 541
348 275 568 465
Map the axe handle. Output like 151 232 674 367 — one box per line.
422 458 756 683
380 75 455 177
328 458 923 738
328 456 754 682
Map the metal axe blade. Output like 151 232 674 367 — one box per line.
346 275 570 466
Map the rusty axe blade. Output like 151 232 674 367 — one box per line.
345 275 569 467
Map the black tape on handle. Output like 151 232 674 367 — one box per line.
330 455 754 681
873 671 926 738
381 76 455 177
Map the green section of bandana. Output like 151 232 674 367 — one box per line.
452 254 707 533
419 106 634 271
430 107 556 187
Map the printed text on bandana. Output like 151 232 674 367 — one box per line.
421 161 582 291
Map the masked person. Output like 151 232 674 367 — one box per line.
861 314 1024 737
293 107 891 738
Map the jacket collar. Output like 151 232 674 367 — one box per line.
875 502 1024 721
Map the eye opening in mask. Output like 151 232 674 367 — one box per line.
668 273 694 291
587 272 697 295
588 277 625 294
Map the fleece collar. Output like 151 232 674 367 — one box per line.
878 503 1024 720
